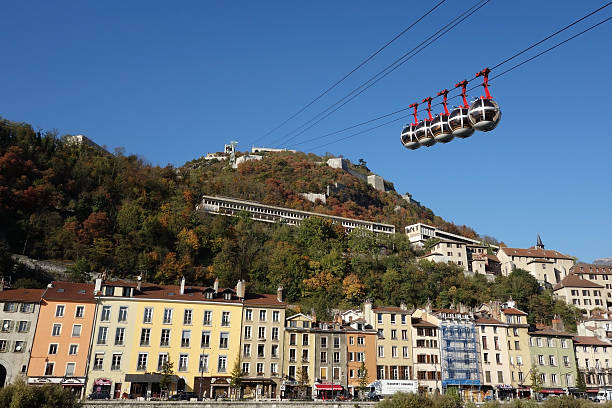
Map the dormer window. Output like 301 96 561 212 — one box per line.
104 286 114 296
223 292 231 300
204 289 214 299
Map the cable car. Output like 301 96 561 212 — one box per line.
416 97 436 147
449 80 475 139
430 89 453 143
400 103 421 150
468 68 501 131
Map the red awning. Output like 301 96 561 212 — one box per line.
94 378 112 386
314 384 343 391
586 388 599 393
540 389 565 394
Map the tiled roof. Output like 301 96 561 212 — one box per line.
0 288 45 302
571 263 612 275
43 282 95 302
530 326 574 337
502 307 527 316
487 254 500 262
434 308 470 315
572 336 611 346
244 293 286 307
499 247 573 260
103 280 139 287
553 274 603 290
132 282 241 303
527 258 554 264
373 306 412 314
476 316 506 325
411 318 438 328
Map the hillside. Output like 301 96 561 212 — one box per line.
0 117 581 328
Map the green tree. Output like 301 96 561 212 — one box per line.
357 361 370 400
530 366 544 400
0 377 80 408
159 359 175 398
576 367 587 394
296 366 310 399
229 353 243 400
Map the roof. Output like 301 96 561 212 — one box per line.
571 263 612 275
434 308 470 316
0 288 44 303
529 326 574 338
102 280 139 288
373 306 412 314
244 293 286 307
476 316 506 325
499 247 573 260
43 281 95 302
487 254 500 262
286 313 313 321
553 274 603 290
527 258 554 264
502 307 527 316
411 318 438 328
572 336 611 347
130 282 241 303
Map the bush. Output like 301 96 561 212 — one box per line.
541 395 596 408
0 378 80 408
376 392 462 408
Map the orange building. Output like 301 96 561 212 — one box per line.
27 281 95 396
344 319 377 397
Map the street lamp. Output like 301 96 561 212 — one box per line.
199 361 204 400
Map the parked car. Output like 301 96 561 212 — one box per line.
169 391 198 401
88 391 111 400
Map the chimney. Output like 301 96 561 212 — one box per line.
400 302 407 311
213 277 219 293
364 299 373 325
94 278 102 294
506 298 516 309
137 275 142 292
236 280 245 299
180 276 186 295
0 277 4 291
552 316 565 332
277 286 284 303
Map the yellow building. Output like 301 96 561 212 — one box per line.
90 278 245 399
282 313 315 398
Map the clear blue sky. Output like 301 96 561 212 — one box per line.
2 1 611 263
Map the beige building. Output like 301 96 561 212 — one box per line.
363 301 413 380
282 313 315 398
571 263 612 309
576 312 612 339
553 275 606 316
496 236 574 285
410 310 441 395
573 336 612 396
420 240 489 276
475 316 513 399
240 290 286 399
0 288 44 387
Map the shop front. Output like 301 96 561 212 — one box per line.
28 376 85 396
92 378 112 396
193 376 231 399
517 385 531 399
241 378 278 399
125 373 177 399
540 388 566 398
496 384 514 400
313 383 344 400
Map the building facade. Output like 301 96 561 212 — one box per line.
0 288 44 387
553 275 606 316
282 313 315 398
312 322 347 398
573 336 612 399
27 282 96 395
571 263 612 309
344 319 376 397
475 316 512 399
410 310 441 395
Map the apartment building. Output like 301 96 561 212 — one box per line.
363 301 413 381
421 240 489 276
0 287 44 387
405 223 483 247
27 282 96 396
553 275 606 316
573 336 612 399
282 313 315 398
475 316 512 399
576 311 612 339
410 310 441 395
240 290 286 399
571 263 612 309
528 321 577 396
312 322 347 398
344 319 376 397
496 237 574 285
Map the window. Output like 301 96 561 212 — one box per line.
62 362 75 377
496 353 501 364
549 355 556 366
20 303 34 313
201 331 211 348
3 302 16 312
482 336 488 350
536 338 543 347
160 329 170 346
244 326 252 339
497 371 504 383
378 346 384 358
550 373 557 385
514 341 520 350
259 310 267 321
219 332 229 349
17 320 29 333
243 343 251 357
0 340 6 352
538 355 544 365
245 309 253 321
565 373 573 387
321 337 328 348
199 354 209 372
181 330 191 347
563 356 570 367
258 327 266 339
333 337 340 348
289 333 296 346
140 328 151 346
270 362 278 375
163 308 173 324
358 336 365 345
391 329 397 340
256 362 264 375
320 351 327 363
377 313 383 324
333 351 340 363
302 333 309 345
402 330 408 340
69 344 78 355
272 327 279 340
94 353 104 370
391 346 398 358
49 343 58 354
289 349 296 362
390 314 396 324
272 311 280 322
72 324 81 337
271 344 279 358
320 367 327 380
143 307 153 324
183 309 192 325
179 354 188 371
403 346 409 358
561 339 568 348
401 314 407 325
242 362 250 374
97 326 107 344
516 356 523 366
118 307 128 322
111 354 121 370
221 312 230 326
45 362 54 376
483 353 489 363
137 353 148 370
258 344 265 358
218 355 227 372
55 305 65 317
101 306 111 321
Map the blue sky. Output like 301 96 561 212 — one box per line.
2 1 611 262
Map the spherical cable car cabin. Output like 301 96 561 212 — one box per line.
449 80 475 139
416 97 436 147
430 89 454 143
468 68 501 131
400 103 421 150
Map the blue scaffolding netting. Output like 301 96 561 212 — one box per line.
440 322 481 388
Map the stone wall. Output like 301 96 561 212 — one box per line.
83 401 377 408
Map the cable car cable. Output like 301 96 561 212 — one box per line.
288 3 612 149
273 0 490 148
302 15 612 152
247 0 448 147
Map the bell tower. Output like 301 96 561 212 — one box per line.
536 234 544 250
